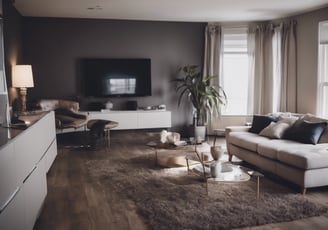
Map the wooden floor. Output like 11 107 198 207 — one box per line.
34 131 328 230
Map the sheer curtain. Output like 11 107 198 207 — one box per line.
279 20 297 112
203 24 221 85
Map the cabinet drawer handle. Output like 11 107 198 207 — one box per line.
0 187 20 214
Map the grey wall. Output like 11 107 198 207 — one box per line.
22 18 205 132
2 0 23 106
294 7 328 114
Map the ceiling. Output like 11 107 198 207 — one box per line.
13 0 328 22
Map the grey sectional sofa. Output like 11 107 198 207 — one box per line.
226 114 328 194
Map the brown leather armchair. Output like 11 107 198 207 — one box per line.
38 99 87 131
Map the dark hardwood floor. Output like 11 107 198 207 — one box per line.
34 131 328 230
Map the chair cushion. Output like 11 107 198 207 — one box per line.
60 119 87 129
55 114 78 124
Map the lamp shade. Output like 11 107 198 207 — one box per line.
12 65 34 88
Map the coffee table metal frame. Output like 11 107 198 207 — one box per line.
186 151 264 199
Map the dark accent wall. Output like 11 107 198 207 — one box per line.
22 17 205 132
2 0 23 105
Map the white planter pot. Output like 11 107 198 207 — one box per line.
194 126 206 141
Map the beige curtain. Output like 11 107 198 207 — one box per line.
203 24 222 134
203 24 221 85
251 24 274 114
279 20 297 112
247 30 255 114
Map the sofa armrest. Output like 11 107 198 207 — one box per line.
225 126 250 161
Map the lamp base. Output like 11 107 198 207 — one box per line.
19 87 27 113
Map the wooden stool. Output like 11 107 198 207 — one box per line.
87 119 119 149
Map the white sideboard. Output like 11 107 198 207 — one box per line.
87 110 171 130
0 111 57 230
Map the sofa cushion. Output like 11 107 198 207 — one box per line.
283 120 327 145
249 115 279 134
277 144 328 169
257 139 305 160
259 121 290 139
229 132 270 152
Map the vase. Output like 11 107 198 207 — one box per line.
210 160 222 178
210 146 224 161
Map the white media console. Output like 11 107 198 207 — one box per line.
87 110 172 130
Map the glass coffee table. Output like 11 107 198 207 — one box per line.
147 141 211 168
186 156 264 199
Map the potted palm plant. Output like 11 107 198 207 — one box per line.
174 65 227 140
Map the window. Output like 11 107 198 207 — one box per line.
221 28 249 115
317 21 328 117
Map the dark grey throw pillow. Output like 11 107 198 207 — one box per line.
249 115 279 134
283 120 327 145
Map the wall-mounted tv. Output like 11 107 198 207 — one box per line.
81 58 151 97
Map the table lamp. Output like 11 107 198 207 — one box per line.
12 65 34 113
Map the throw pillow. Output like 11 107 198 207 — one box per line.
301 114 328 144
283 120 327 145
259 121 290 139
249 115 279 134
291 113 328 143
277 116 298 126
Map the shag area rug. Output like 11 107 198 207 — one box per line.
83 135 328 230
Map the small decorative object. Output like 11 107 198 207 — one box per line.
210 146 224 160
160 130 181 144
196 136 202 144
160 130 168 143
210 146 224 178
167 132 180 144
105 100 113 110
158 104 166 110
174 140 187 146
210 160 222 178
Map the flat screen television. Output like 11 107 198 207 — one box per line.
81 58 151 97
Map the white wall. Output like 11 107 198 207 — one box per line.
295 7 328 114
